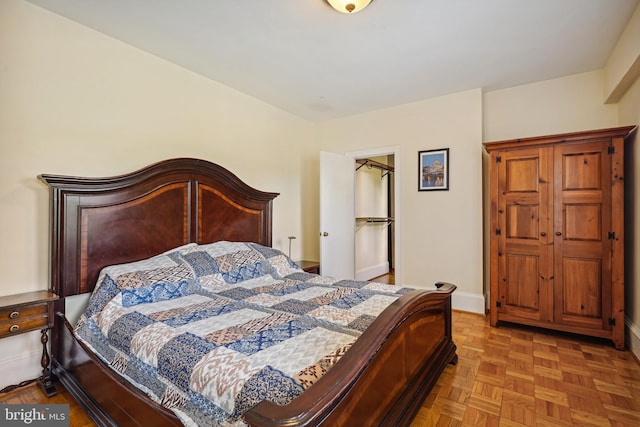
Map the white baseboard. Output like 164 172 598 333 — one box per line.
626 316 640 361
406 282 486 315
451 291 486 314
0 348 42 390
356 262 389 281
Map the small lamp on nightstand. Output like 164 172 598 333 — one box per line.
288 236 296 259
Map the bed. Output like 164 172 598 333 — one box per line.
38 158 457 426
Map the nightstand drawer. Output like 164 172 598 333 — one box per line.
0 303 48 338
0 315 48 338
0 302 47 321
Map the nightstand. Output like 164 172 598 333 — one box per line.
0 290 59 396
296 260 320 274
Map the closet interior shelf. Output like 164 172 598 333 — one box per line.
356 159 394 178
356 217 395 223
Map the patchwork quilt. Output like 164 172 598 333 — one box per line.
75 241 413 426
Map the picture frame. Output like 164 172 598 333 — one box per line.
418 148 449 191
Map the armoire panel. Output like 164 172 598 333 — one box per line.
562 258 602 318
505 254 539 310
506 204 539 239
563 204 602 241
562 152 601 190
505 158 539 192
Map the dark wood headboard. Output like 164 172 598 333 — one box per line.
39 158 279 298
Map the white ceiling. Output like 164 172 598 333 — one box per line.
26 0 639 122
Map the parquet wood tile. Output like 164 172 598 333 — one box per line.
0 383 96 427
411 310 640 427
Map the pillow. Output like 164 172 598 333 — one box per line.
121 280 192 307
247 243 302 277
180 241 275 284
111 258 196 307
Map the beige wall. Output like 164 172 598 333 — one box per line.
318 89 485 312
610 3 640 358
607 1 640 358
0 0 315 386
618 71 640 352
605 2 640 103
483 70 619 142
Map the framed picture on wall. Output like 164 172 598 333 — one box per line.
418 148 449 191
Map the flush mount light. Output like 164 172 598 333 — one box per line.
326 0 373 14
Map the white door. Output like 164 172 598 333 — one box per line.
319 151 355 279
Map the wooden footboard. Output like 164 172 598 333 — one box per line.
245 282 457 427
52 283 456 427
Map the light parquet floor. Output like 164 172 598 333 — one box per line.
411 310 640 427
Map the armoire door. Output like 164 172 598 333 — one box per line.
496 147 553 322
553 141 612 331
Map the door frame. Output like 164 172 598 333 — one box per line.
347 145 403 285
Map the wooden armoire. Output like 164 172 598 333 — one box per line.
484 126 635 350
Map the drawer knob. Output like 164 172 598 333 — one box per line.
9 311 19 319
9 324 19 333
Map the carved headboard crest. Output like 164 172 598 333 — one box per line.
39 158 279 297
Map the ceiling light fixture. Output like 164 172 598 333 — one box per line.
326 0 373 14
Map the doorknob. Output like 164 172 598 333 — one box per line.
322 232 329 237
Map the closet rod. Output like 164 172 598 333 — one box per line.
355 158 394 174
356 217 395 223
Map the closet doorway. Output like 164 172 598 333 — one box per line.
355 155 395 281
319 146 402 284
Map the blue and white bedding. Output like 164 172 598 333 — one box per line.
75 241 413 426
